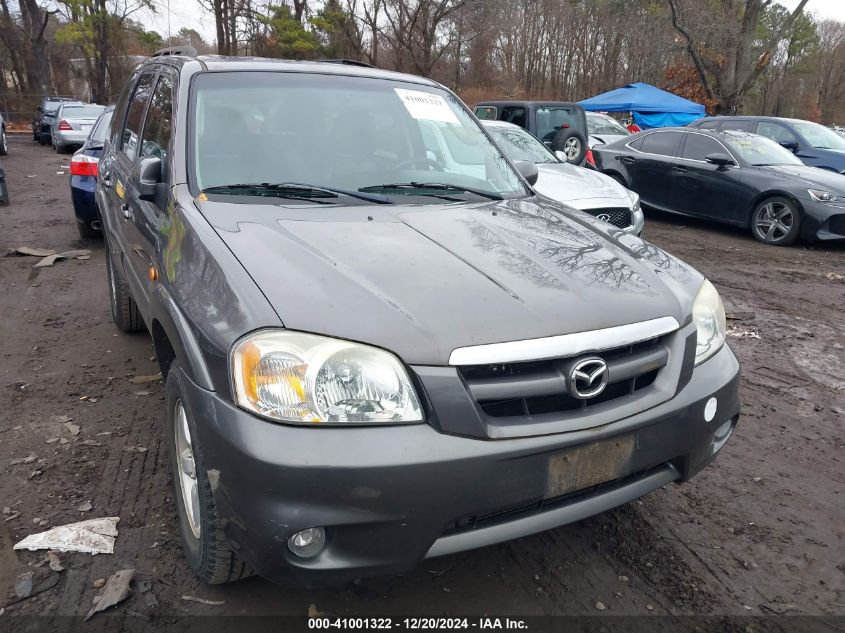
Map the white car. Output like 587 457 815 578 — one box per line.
482 120 644 236
586 112 631 148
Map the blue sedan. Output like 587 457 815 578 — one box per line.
70 106 113 238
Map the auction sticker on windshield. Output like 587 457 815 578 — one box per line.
395 88 459 124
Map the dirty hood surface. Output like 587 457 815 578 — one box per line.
200 197 697 365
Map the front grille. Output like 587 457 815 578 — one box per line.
459 336 666 419
585 207 632 229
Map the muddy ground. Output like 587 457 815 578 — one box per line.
0 135 843 623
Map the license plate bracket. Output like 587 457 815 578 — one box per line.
545 436 635 499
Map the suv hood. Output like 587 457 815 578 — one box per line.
199 197 699 365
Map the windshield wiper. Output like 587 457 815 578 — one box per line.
202 182 393 204
360 182 504 201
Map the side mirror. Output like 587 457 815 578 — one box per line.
514 160 539 186
779 140 799 153
555 150 567 162
138 156 162 201
704 153 736 167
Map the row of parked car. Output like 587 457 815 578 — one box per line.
32 95 106 153
477 99 845 246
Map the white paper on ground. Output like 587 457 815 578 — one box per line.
394 88 459 124
13 517 120 555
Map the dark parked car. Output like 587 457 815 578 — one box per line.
70 106 114 238
32 96 79 145
99 49 739 587
593 127 845 245
690 116 845 174
475 100 588 164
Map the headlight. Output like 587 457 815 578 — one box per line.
807 189 839 202
692 280 726 365
231 330 423 424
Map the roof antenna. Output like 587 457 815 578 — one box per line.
167 0 172 46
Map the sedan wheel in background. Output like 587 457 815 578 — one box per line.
750 197 801 246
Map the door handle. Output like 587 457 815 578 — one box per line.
619 156 635 164
671 166 688 173
121 204 133 220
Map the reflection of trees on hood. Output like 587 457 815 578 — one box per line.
460 202 654 294
621 235 696 285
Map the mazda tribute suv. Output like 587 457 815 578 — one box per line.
98 48 740 587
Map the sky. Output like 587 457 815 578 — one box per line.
138 0 845 49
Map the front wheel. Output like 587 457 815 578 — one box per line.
166 367 252 584
750 197 801 246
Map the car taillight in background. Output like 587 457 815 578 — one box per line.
70 154 99 177
58 120 73 131
586 149 596 168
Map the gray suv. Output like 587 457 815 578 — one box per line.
99 48 740 587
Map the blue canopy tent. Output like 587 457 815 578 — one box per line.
579 82 705 129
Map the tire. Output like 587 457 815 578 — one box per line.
552 128 587 164
166 366 252 584
750 196 802 246
106 246 145 332
0 129 7 156
77 219 101 239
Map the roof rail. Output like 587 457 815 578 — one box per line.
319 58 375 68
152 46 198 58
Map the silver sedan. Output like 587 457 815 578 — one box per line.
51 103 106 153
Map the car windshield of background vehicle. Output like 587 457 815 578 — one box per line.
61 105 105 118
90 111 113 142
191 72 527 203
723 132 803 166
588 114 629 136
790 120 845 150
43 101 66 113
487 125 558 164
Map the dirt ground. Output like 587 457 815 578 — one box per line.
0 135 843 623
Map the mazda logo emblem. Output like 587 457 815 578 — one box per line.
596 213 611 222
568 357 609 399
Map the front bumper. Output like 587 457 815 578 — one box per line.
182 344 740 587
802 199 845 241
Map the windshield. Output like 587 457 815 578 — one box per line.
191 72 527 203
90 110 113 142
43 101 70 113
723 132 803 166
485 124 558 164
61 105 105 119
587 114 629 136
790 120 845 150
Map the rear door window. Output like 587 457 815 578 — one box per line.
639 131 683 157
474 105 497 120
500 106 527 128
721 119 754 132
120 73 155 160
680 133 726 161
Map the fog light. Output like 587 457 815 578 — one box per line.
704 397 718 422
712 419 734 452
287 527 325 558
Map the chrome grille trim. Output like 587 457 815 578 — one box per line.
448 316 680 366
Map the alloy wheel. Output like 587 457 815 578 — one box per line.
754 201 794 242
564 137 581 161
174 400 201 539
